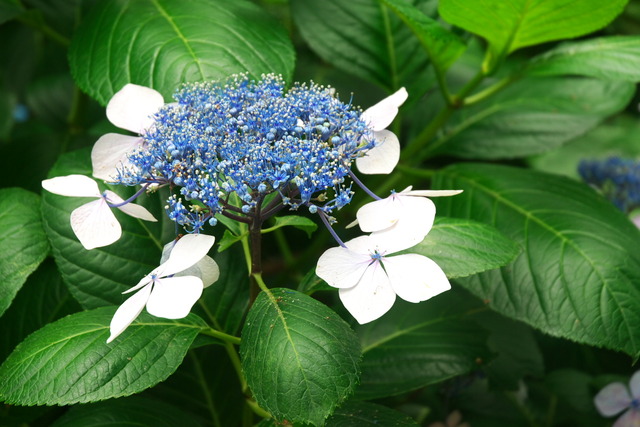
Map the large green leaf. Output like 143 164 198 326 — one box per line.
0 307 207 405
0 187 50 317
529 115 640 179
51 396 203 427
439 0 627 70
355 290 491 400
241 288 361 425
41 149 164 308
527 36 640 82
411 217 519 279
291 0 461 96
0 259 78 363
69 0 295 105
432 163 640 357
429 77 634 159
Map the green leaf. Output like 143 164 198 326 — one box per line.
529 115 640 179
217 229 244 252
51 396 203 427
41 149 164 308
439 0 627 70
241 288 361 425
432 163 640 357
260 400 418 426
0 0 23 25
0 307 207 405
527 36 640 82
195 247 249 336
69 0 295 105
411 217 519 279
291 0 460 95
0 259 79 363
148 346 244 427
326 401 418 426
476 311 544 390
263 215 317 237
0 188 50 317
380 0 465 72
355 290 491 400
297 268 334 295
430 77 634 159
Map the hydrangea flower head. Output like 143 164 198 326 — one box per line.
115 74 404 231
594 370 640 427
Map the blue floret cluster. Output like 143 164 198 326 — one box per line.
118 74 374 231
579 157 640 213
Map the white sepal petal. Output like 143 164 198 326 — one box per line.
360 87 408 131
594 382 632 416
383 254 450 303
106 84 164 134
158 234 216 277
104 190 157 222
107 284 152 343
91 133 143 182
630 371 640 399
357 197 401 233
70 198 122 249
404 189 464 197
614 409 640 427
356 130 400 175
42 175 101 198
179 256 220 288
316 245 370 289
338 262 395 324
146 276 204 319
369 195 436 253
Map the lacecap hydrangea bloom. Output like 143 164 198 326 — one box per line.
42 73 460 337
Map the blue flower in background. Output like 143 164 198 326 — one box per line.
579 157 640 213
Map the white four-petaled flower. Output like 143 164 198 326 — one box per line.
41 174 157 249
92 84 165 181
356 87 408 175
594 370 640 427
316 234 450 324
107 234 219 343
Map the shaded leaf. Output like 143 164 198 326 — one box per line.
51 396 203 427
0 187 50 317
0 259 79 363
430 77 634 159
291 0 451 96
355 290 491 400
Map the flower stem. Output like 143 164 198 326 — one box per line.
248 201 264 305
318 210 346 248
200 327 241 345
